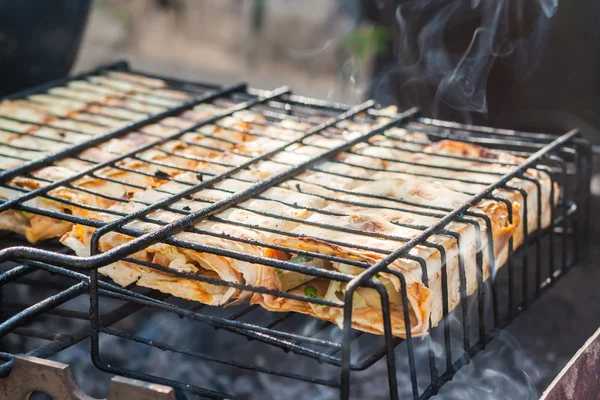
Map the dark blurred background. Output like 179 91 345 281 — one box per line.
361 0 600 141
0 0 91 95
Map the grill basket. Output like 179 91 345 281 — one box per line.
0 61 593 399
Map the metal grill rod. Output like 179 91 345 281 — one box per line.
0 115 544 290
0 61 129 101
339 128 581 400
0 282 86 337
0 83 274 215
87 108 420 263
0 82 247 185
88 100 378 254
124 65 567 144
0 108 418 268
347 129 580 286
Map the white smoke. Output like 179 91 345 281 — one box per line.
372 0 558 121
49 289 541 400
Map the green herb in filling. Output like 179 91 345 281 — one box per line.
304 285 318 298
290 255 314 264
21 211 33 218
275 268 283 275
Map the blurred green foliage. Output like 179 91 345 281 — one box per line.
251 0 265 33
342 25 390 62
95 0 128 26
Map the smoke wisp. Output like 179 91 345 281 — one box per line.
373 0 558 121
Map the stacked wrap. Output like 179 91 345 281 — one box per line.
0 71 557 338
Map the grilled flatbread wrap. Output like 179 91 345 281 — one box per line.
251 178 520 337
60 134 555 338
247 137 556 337
59 188 317 305
361 137 557 246
0 76 226 241
61 201 257 305
0 101 293 241
25 98 555 339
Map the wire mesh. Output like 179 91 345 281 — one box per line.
0 61 593 399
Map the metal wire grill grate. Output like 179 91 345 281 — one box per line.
0 239 157 378
0 61 593 399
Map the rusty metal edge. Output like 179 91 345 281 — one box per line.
0 355 176 400
540 327 600 400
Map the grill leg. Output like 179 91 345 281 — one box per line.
340 288 355 400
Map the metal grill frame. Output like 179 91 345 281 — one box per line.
0 60 593 400
0 253 159 380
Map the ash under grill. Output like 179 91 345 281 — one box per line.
0 61 593 400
